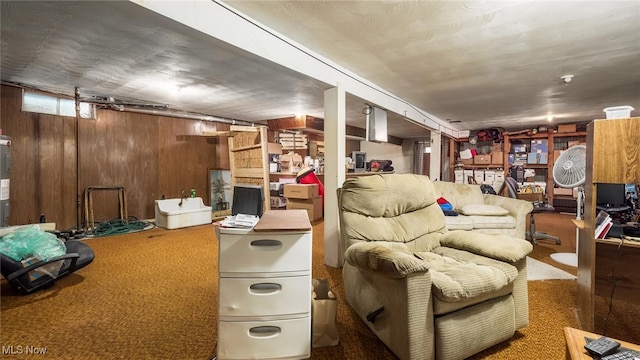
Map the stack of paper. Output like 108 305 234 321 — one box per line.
219 214 260 228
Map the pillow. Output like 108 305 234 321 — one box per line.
459 204 509 216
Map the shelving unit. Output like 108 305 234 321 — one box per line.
577 117 640 332
450 126 586 203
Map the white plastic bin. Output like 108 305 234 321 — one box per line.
603 106 634 119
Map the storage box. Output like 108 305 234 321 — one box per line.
530 139 549 154
512 143 528 153
517 193 544 202
491 151 503 165
527 152 548 164
460 158 474 165
603 106 634 119
474 170 485 183
286 197 322 221
557 124 576 133
492 142 503 152
554 188 573 196
484 171 495 183
554 150 563 162
473 154 491 165
494 173 505 182
284 184 318 199
454 170 464 184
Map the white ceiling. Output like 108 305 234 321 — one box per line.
1 1 639 139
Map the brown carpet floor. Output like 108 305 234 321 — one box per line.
1 212 638 359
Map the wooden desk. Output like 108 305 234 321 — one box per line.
564 327 640 359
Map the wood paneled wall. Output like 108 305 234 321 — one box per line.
0 85 228 230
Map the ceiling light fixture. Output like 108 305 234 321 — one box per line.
547 115 554 122
561 75 574 84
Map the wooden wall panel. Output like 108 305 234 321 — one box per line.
1 84 231 230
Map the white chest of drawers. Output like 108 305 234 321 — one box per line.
216 210 312 360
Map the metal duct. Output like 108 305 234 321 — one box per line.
110 104 255 126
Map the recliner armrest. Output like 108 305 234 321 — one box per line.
344 242 430 278
440 230 532 263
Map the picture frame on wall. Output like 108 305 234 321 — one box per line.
209 169 232 212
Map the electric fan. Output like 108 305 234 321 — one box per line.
550 145 587 267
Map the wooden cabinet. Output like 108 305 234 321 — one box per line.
577 117 640 332
216 210 312 359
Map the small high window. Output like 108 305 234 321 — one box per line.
22 90 95 119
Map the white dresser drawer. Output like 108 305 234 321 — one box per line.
217 316 311 359
219 275 311 318
219 231 311 273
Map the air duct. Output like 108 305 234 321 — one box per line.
365 105 388 142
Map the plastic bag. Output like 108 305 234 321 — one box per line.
311 278 339 347
0 226 66 280
0 225 66 261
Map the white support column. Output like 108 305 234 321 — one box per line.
323 84 346 268
430 130 442 181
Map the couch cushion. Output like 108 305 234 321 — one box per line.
443 215 474 230
469 215 516 229
459 204 509 216
414 248 518 303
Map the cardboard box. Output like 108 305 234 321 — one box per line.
460 158 474 165
554 188 573 196
473 154 491 165
557 124 576 133
492 142 503 152
491 151 503 165
554 150 563 162
286 197 322 221
284 184 318 199
517 193 544 202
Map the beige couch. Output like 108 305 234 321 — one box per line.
432 181 533 239
338 174 532 360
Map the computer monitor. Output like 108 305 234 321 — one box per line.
596 183 626 207
231 184 264 217
351 151 367 173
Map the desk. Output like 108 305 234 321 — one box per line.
564 327 640 359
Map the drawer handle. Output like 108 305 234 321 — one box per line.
249 283 282 294
248 326 281 338
249 239 282 250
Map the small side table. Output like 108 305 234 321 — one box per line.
564 327 640 359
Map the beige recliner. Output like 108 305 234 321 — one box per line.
338 174 532 360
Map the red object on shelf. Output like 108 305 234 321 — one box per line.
297 168 324 207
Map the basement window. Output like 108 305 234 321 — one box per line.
22 90 95 119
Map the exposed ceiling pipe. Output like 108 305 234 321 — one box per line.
109 104 256 126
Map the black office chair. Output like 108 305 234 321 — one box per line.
1 239 95 295
505 177 561 245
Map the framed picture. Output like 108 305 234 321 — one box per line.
209 169 232 211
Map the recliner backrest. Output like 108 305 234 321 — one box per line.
338 174 446 252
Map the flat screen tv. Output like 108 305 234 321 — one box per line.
231 184 264 217
596 183 626 207
352 151 367 173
